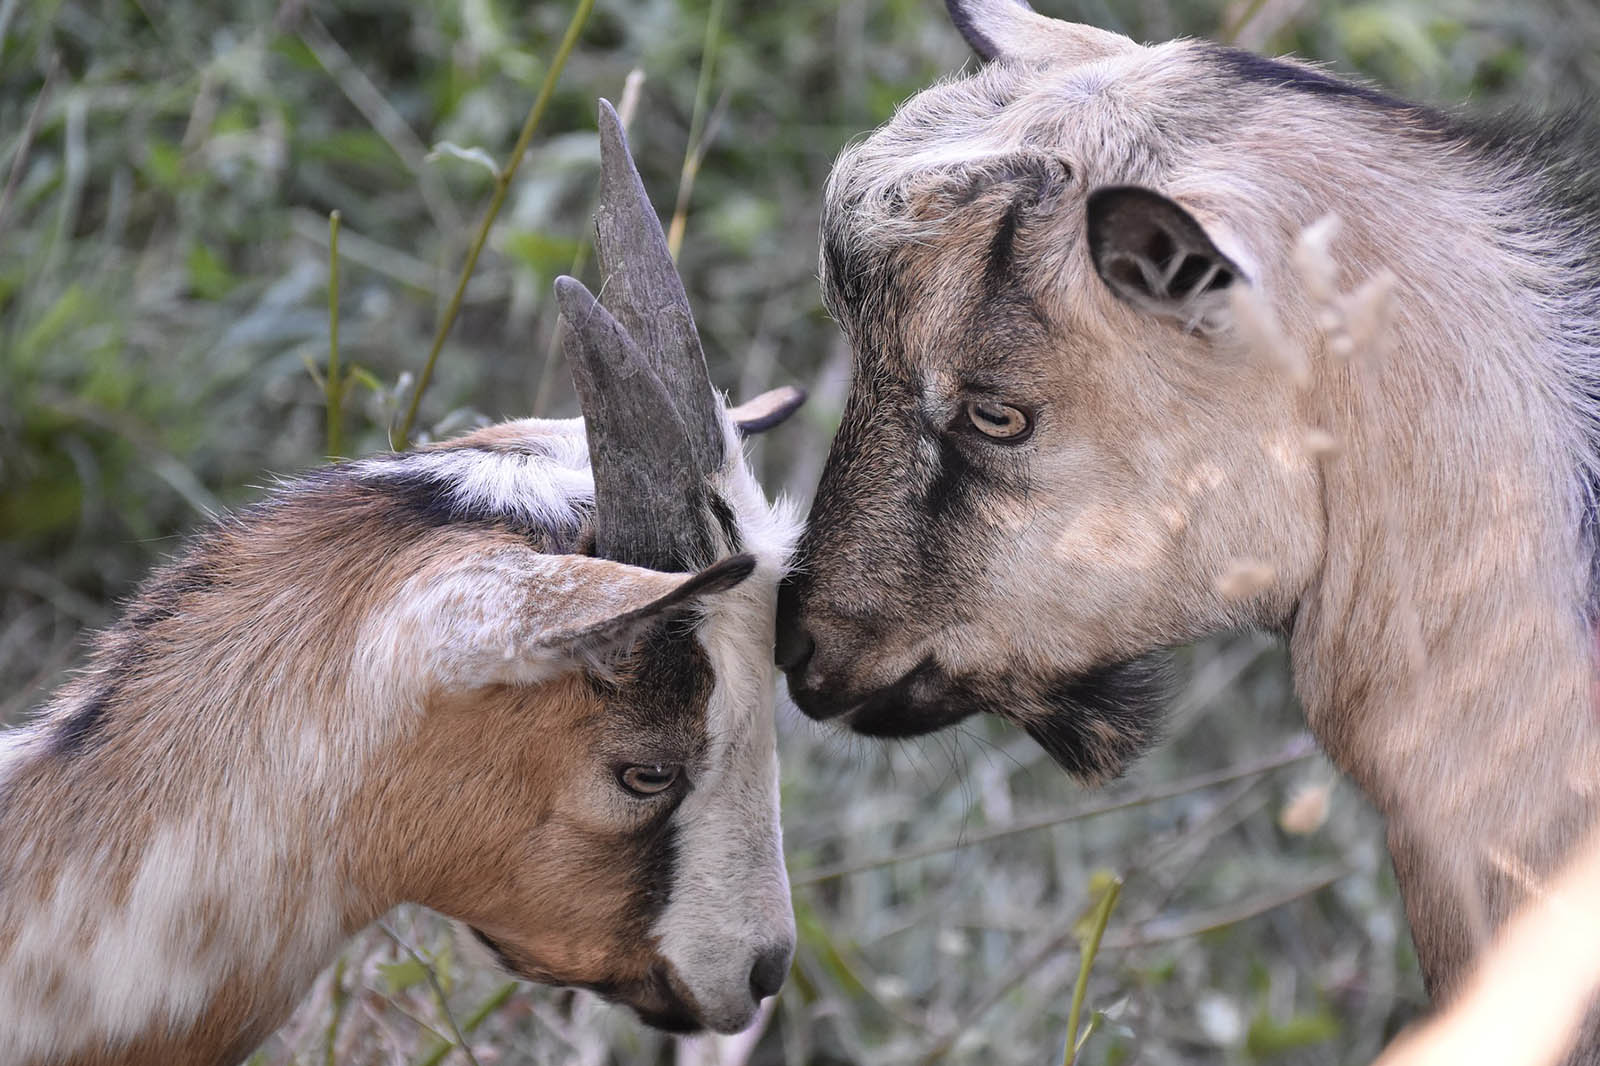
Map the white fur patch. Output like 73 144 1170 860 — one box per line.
353 426 594 531
0 796 347 1063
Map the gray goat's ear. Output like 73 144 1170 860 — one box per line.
945 0 1137 64
729 385 807 437
1086 186 1245 332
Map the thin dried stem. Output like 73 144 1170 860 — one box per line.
378 921 481 1066
412 983 518 1066
665 0 725 261
0 53 59 240
325 210 344 458
395 0 597 447
793 735 1315 885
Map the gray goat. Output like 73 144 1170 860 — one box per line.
777 0 1600 1051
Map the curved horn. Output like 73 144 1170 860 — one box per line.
591 98 726 478
555 275 711 571
944 0 1136 64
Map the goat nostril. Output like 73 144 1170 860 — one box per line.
748 944 791 1002
774 624 815 674
774 575 813 673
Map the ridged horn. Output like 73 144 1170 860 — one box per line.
591 97 726 478
944 0 1136 64
555 275 710 572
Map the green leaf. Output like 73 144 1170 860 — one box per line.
1245 1010 1340 1057
379 957 430 994
186 242 236 301
1072 869 1122 944
141 140 183 190
16 284 88 369
348 366 384 392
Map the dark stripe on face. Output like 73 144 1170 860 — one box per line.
922 431 975 525
984 201 1022 297
1207 46 1453 131
632 813 680 918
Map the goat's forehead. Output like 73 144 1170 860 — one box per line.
825 46 1189 204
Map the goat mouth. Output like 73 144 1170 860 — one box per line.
798 653 1171 783
824 658 975 738
468 928 706 1034
590 965 706 1034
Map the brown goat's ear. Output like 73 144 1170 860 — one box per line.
533 553 756 665
1086 186 1246 333
729 386 806 437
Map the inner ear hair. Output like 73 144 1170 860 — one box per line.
1085 185 1245 331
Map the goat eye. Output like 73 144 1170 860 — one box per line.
618 764 680 797
965 401 1031 442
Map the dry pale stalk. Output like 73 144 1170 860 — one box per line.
1372 825 1600 1066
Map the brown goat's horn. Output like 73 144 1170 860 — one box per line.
591 97 725 478
555 275 710 571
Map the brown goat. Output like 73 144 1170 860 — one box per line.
0 101 804 1066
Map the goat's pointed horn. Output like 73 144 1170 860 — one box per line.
591 97 726 479
555 275 710 571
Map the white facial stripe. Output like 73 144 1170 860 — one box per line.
653 428 802 1033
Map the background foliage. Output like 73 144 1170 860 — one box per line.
3 0 1599 1063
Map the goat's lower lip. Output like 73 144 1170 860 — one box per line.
791 659 973 738
468 929 707 1034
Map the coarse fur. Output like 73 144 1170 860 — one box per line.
0 403 803 1065
778 0 1600 1051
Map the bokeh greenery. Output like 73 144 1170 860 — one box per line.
4 0 1599 1063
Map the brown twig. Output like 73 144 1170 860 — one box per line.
793 735 1316 886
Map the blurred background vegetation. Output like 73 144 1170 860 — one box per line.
4 0 1599 1063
